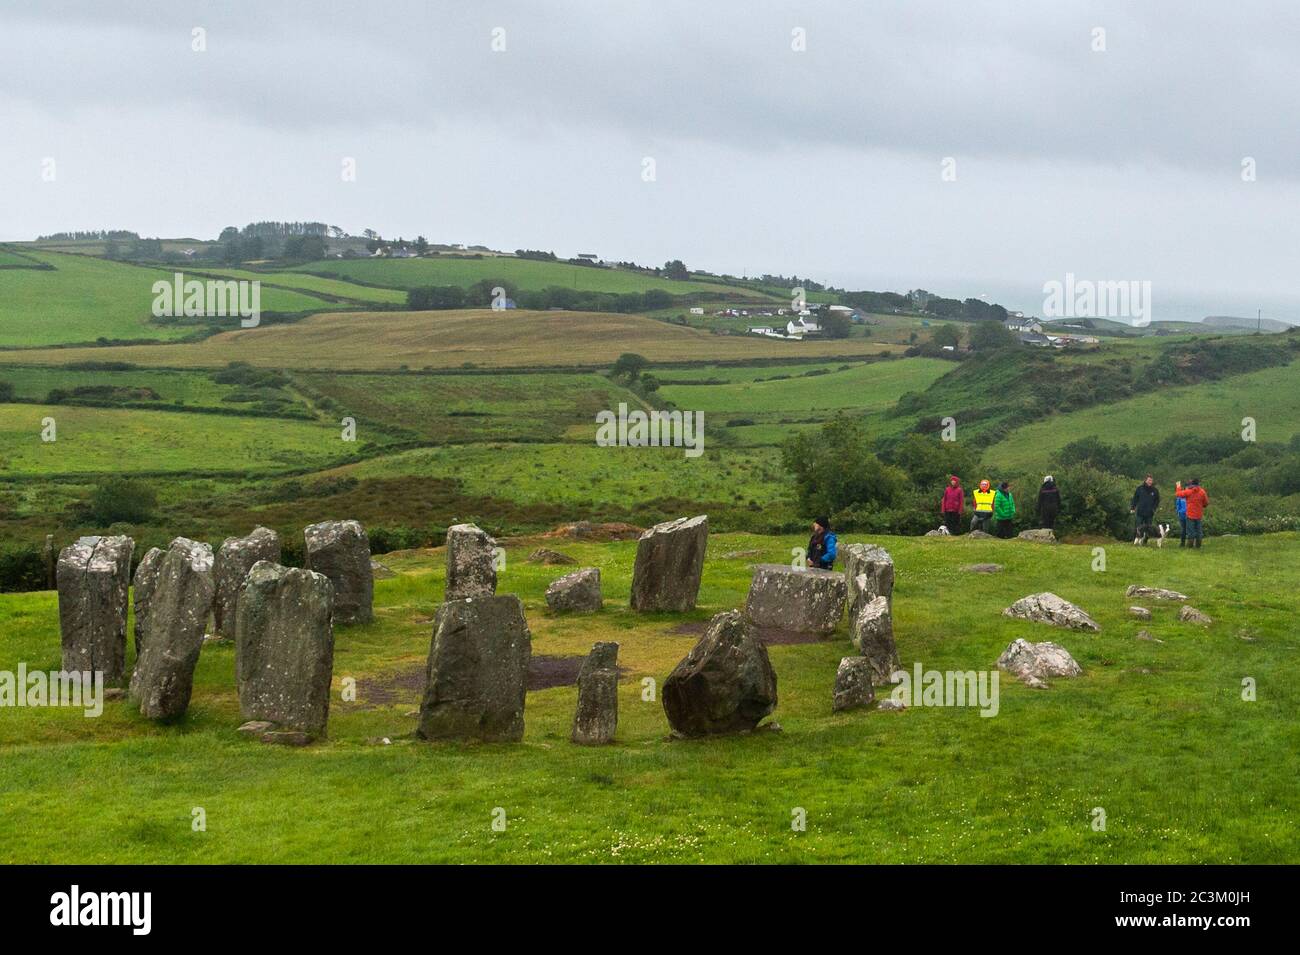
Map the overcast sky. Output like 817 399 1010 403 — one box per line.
3 0 1299 320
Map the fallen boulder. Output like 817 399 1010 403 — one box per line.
418 594 531 742
546 567 602 612
527 547 577 565
1179 605 1213 625
662 610 777 737
1018 529 1057 543
446 522 498 600
996 638 1082 688
963 563 1003 574
851 595 902 684
571 642 619 745
304 520 373 625
235 561 335 738
1129 606 1152 620
214 526 281 640
1126 585 1188 601
57 535 134 687
1003 592 1100 632
832 657 876 712
129 538 215 719
630 515 708 612
744 564 845 635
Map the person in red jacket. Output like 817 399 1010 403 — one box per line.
1175 478 1209 549
940 475 964 535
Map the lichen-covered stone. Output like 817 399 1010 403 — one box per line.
446 523 498 600
304 520 373 625
129 538 215 719
630 515 708 612
57 535 134 687
1003 592 1100 632
662 610 777 737
744 564 845 634
571 642 619 745
546 567 602 612
214 527 281 639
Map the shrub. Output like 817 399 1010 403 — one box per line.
781 416 909 517
0 545 45 592
87 479 158 525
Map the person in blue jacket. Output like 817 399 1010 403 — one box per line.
807 516 837 570
1176 480 1189 547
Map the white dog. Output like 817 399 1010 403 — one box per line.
1153 523 1171 548
935 524 951 536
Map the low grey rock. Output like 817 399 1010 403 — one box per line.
235 561 335 738
924 529 952 537
832 656 876 712
963 563 1003 573
1003 592 1100 632
214 526 281 640
526 548 577 565
546 567 602 612
131 546 164 660
967 530 996 540
630 515 708 612
876 698 907 712
418 594 531 742
370 560 396 580
1018 529 1057 543
996 638 1082 687
446 522 498 600
304 520 373 625
572 641 619 745
57 535 134 687
1126 585 1188 601
1135 629 1164 643
1129 606 1152 620
129 538 215 720
1179 605 1213 625
662 610 777 737
744 564 845 635
850 595 902 684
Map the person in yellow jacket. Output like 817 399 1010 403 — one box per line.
971 479 996 534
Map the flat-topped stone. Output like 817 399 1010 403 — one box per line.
57 535 134 687
630 515 708 612
304 520 372 625
744 564 846 635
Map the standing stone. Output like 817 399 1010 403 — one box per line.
43 534 56 589
304 520 373 625
662 610 777 737
832 656 876 712
132 547 165 658
129 538 215 720
571 642 619 745
744 564 846 634
57 535 134 686
1003 592 1100 632
546 567 602 612
235 561 335 738
851 595 902 684
418 594 531 742
843 543 894 618
214 527 281 639
446 522 498 600
630 515 708 612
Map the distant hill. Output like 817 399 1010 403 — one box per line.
1203 314 1294 332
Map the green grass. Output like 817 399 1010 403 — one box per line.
290 256 764 297
0 530 1295 863
985 362 1300 471
195 267 408 305
0 403 350 477
0 365 254 409
0 253 336 348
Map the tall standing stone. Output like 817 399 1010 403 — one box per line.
851 595 902 685
214 527 281 639
571 642 619 745
843 543 894 619
744 564 846 634
417 594 531 742
235 561 335 738
445 522 498 600
57 535 134 686
304 520 373 625
129 538 215 720
662 610 777 737
132 546 164 659
630 515 708 612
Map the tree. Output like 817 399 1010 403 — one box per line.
611 353 649 380
663 259 689 281
414 235 429 253
969 321 1017 351
931 324 961 348
886 434 979 490
88 479 157 525
781 417 908 517
0 381 13 402
820 311 852 339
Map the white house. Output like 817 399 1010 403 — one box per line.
689 307 704 315
786 316 821 337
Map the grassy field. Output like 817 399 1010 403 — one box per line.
290 256 767 298
195 267 408 305
0 253 336 348
0 404 350 478
0 529 1294 863
0 365 257 410
984 362 1300 471
0 310 900 371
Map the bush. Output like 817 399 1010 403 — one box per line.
87 479 158 525
0 545 45 592
0 381 14 402
781 416 909 517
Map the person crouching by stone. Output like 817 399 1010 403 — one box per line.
1037 475 1060 530
971 479 996 534
993 481 1016 538
940 475 964 535
806 517 837 570
1130 474 1161 544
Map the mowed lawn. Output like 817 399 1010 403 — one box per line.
0 310 899 371
0 253 334 348
0 404 346 477
658 357 952 415
985 362 1300 471
290 256 763 297
0 531 1295 863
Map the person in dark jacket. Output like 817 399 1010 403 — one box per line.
806 516 837 570
1037 475 1060 529
1130 474 1161 544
